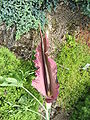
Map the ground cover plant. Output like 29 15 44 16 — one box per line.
0 0 59 40
70 91 90 120
56 35 90 110
0 47 42 120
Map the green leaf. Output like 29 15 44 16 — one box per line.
0 76 23 87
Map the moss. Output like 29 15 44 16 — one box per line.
56 35 90 110
0 47 42 120
70 92 90 120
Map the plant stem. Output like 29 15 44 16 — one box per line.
46 102 52 120
22 86 46 112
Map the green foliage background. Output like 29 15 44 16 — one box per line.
70 92 90 120
56 35 90 110
0 47 42 120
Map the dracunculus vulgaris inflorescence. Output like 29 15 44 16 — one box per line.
32 28 59 103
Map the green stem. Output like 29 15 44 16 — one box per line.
22 86 46 112
46 102 52 120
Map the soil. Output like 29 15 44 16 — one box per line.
52 112 69 120
50 106 69 120
0 1 90 120
47 1 90 58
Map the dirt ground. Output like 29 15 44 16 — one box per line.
47 2 90 57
